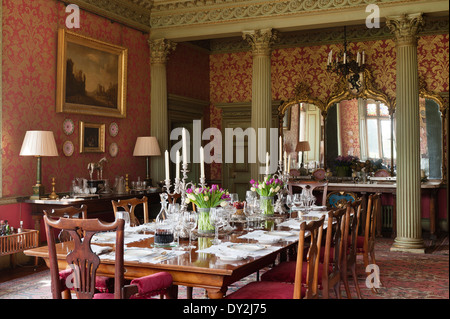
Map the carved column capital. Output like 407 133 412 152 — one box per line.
149 38 177 64
242 28 278 56
386 13 424 47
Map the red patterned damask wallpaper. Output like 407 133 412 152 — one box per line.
2 0 151 197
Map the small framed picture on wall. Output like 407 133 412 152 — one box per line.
79 121 105 153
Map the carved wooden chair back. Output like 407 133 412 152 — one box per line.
293 215 325 299
288 181 328 206
341 199 363 298
321 207 347 298
44 216 125 299
111 196 149 226
43 205 87 242
359 193 381 270
167 193 181 204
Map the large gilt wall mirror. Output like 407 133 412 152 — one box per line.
278 69 448 182
278 83 327 171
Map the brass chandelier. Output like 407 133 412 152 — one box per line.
326 26 366 92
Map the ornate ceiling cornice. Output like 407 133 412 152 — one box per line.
62 0 153 32
62 0 448 41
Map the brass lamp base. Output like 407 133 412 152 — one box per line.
30 185 45 199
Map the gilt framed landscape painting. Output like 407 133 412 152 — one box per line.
56 29 127 118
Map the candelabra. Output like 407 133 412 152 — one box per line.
163 162 197 212
272 160 290 214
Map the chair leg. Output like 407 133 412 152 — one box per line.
351 263 362 299
363 252 370 275
62 289 72 299
333 282 341 299
341 270 352 299
187 286 193 299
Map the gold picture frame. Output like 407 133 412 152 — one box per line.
79 121 105 153
56 29 127 118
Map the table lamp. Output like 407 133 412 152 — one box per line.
20 131 59 199
296 141 311 167
133 136 161 186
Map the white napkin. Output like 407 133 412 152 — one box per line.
197 242 278 260
90 244 112 255
100 247 186 264
92 231 154 245
239 230 298 243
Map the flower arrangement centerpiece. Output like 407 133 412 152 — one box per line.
333 155 359 177
185 184 230 234
249 175 284 216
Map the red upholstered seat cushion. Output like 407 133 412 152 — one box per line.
261 261 332 287
347 236 366 253
225 281 299 299
93 293 115 299
58 269 113 293
129 272 173 299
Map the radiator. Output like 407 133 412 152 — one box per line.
381 205 394 230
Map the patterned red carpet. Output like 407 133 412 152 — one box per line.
0 235 448 299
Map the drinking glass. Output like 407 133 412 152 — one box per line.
286 194 294 219
183 211 197 249
293 194 303 219
209 208 223 244
230 193 239 204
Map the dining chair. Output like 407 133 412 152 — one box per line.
225 216 325 299
44 215 173 299
356 193 381 293
167 193 181 204
43 205 112 298
111 196 149 226
260 208 347 299
288 181 328 206
326 191 358 209
341 199 363 299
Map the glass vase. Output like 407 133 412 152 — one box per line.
197 207 215 235
260 196 275 216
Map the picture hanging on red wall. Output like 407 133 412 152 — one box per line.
56 29 128 118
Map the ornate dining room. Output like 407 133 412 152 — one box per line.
0 0 448 308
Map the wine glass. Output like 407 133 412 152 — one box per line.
293 194 303 219
286 194 294 219
209 208 223 244
183 211 197 249
230 193 239 204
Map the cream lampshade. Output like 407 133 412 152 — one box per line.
20 131 59 199
133 136 161 183
295 141 311 166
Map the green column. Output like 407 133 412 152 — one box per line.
148 38 176 184
243 29 278 180
387 13 426 253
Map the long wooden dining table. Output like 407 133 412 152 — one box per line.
24 215 307 299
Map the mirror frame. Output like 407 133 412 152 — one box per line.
278 83 327 169
418 79 448 183
278 69 394 172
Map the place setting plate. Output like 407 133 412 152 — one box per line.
228 243 266 252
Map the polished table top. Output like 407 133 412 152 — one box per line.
24 214 317 298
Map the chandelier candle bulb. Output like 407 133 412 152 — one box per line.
362 51 365 64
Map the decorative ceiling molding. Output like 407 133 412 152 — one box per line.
62 0 152 32
208 16 449 54
61 0 448 42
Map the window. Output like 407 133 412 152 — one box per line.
360 99 395 165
